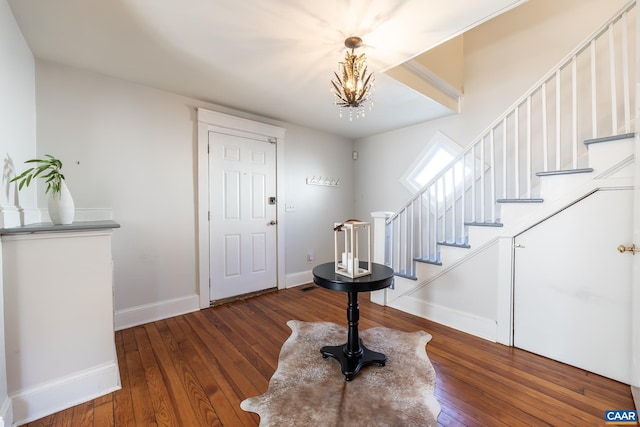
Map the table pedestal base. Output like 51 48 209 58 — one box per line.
320 339 387 381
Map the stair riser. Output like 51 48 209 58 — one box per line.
433 244 473 270
497 202 547 226
414 261 449 283
538 173 593 200
587 137 634 173
467 226 504 248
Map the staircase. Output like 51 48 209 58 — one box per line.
386 1 636 281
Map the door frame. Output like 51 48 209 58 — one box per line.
632 128 639 392
632 4 640 395
196 108 286 308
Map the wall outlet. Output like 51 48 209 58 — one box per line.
307 252 314 263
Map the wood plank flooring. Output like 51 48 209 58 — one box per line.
25 285 634 426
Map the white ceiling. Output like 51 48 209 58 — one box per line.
8 0 525 139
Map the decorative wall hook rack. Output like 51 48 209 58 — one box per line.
306 176 340 187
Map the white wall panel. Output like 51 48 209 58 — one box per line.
224 234 241 277
252 232 267 272
224 170 241 219
251 173 266 218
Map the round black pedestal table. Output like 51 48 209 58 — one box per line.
312 262 394 381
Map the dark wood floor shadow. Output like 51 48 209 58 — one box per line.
24 285 634 426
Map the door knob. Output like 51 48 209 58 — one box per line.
267 220 277 226
617 244 636 254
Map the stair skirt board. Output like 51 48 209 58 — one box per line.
387 295 498 342
385 240 504 342
496 198 544 203
584 132 636 145
535 168 594 177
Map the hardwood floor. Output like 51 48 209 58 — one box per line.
25 285 634 426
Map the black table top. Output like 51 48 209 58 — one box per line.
312 262 394 293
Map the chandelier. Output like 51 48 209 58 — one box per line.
331 36 375 120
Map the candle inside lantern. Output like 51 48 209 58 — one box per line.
334 220 372 278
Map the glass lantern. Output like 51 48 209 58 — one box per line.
334 220 372 278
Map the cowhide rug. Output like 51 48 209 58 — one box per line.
241 320 440 426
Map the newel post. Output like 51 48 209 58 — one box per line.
370 211 393 306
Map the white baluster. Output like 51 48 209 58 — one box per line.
542 81 549 172
590 40 598 139
514 107 520 198
489 130 496 222
572 57 578 169
621 12 630 133
526 96 532 198
609 23 618 134
480 136 486 222
555 70 561 171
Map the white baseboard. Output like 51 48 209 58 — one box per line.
10 362 120 426
285 270 313 288
0 396 13 427
632 386 639 410
115 294 200 330
389 295 497 342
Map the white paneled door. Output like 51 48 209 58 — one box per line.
209 130 277 301
514 189 633 384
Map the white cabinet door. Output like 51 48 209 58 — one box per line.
514 189 632 384
209 131 277 301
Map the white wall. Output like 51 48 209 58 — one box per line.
0 0 36 225
36 61 201 319
283 124 354 285
0 0 36 423
34 60 356 325
354 0 630 330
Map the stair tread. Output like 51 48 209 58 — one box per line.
414 258 442 266
497 198 544 203
394 272 417 280
465 221 504 227
584 132 635 145
437 241 471 248
536 168 593 177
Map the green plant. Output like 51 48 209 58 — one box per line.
10 154 66 195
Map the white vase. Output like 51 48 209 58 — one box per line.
48 180 75 225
